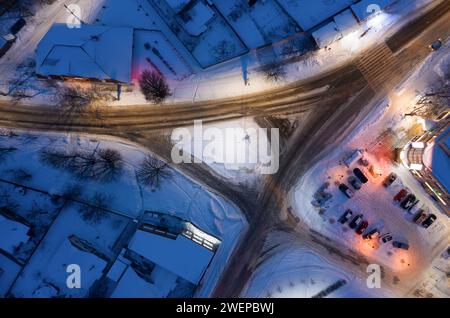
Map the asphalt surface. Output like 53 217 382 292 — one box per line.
0 0 449 298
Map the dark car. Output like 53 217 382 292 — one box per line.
394 189 408 202
392 241 409 250
338 209 353 224
430 39 442 51
383 173 397 187
353 168 368 184
379 233 393 244
10 18 26 35
413 211 428 224
421 214 436 228
362 228 379 240
401 194 416 209
349 215 363 229
356 221 369 235
348 176 362 190
339 183 354 198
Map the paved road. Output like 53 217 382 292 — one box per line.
0 0 449 298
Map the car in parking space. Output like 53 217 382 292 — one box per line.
363 228 379 240
353 168 368 183
429 39 442 51
392 241 409 250
338 209 353 224
348 176 362 190
349 215 364 229
339 183 354 198
442 247 450 259
394 189 408 203
413 211 428 224
10 18 26 35
355 221 369 235
409 203 426 215
383 172 397 187
379 233 393 244
422 214 437 228
401 194 416 209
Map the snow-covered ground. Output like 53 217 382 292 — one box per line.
290 39 450 276
0 0 439 105
0 129 247 297
242 234 393 298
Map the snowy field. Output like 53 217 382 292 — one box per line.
290 39 450 274
242 237 392 298
0 130 247 297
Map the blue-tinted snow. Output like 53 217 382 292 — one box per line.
351 0 394 21
0 214 30 255
128 230 214 285
277 0 355 31
0 253 22 297
431 127 450 193
311 21 342 49
36 24 133 83
333 9 359 36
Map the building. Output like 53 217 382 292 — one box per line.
402 113 450 215
36 24 133 83
106 211 220 298
0 210 30 257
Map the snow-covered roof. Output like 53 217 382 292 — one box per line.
183 1 215 36
36 23 133 83
422 126 450 192
166 0 191 13
0 253 21 297
312 21 342 48
0 214 30 255
351 0 394 22
0 36 7 48
334 9 359 36
128 229 214 285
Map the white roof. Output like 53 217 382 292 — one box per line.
184 2 215 36
36 24 133 83
166 0 190 13
128 230 214 284
312 21 343 48
0 214 30 255
334 9 359 36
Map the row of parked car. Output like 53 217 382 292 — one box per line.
386 172 437 229
337 208 407 249
338 168 369 198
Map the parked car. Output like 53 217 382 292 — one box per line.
10 18 26 35
356 221 369 235
430 39 442 51
401 194 416 209
363 228 380 240
394 189 408 202
338 209 353 224
413 211 428 224
392 241 409 250
379 233 393 244
349 215 364 229
383 173 397 187
422 214 436 228
339 183 354 198
442 247 450 259
348 176 362 190
353 168 368 183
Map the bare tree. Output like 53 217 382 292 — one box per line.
40 147 123 182
57 84 110 119
139 70 171 104
261 62 287 83
78 192 110 225
137 155 171 189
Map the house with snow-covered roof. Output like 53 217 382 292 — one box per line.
106 211 220 298
36 23 133 84
0 211 30 257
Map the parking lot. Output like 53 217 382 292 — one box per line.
295 149 449 274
